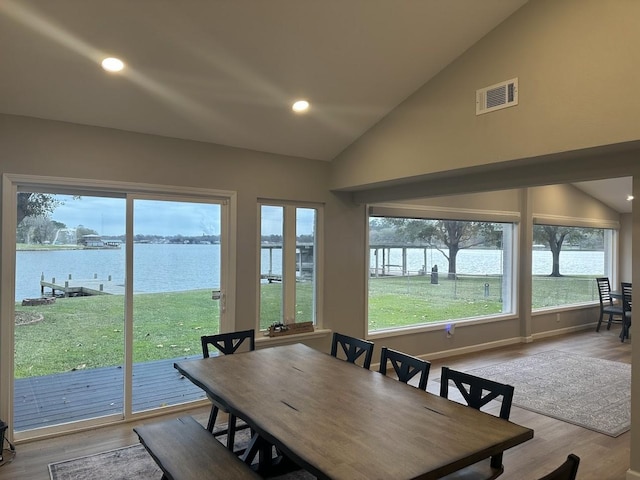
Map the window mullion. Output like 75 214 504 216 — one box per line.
283 207 297 322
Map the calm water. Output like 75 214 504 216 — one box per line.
370 247 604 276
15 245 603 301
17 244 221 301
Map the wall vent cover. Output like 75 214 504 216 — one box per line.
476 78 518 115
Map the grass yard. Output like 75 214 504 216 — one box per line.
14 290 216 378
13 274 598 377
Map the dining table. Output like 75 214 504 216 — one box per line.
174 343 533 480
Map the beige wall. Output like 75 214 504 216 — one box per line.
331 0 640 192
1 116 623 361
0 114 365 350
532 184 621 220
620 213 633 283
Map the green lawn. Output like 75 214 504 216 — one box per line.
13 274 598 377
14 290 216 378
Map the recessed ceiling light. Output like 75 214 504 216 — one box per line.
292 100 310 113
101 57 125 73
627 195 634 201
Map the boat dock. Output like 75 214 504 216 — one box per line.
40 273 124 297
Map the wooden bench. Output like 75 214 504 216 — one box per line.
133 416 261 480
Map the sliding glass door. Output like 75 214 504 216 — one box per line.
6 178 233 437
14 192 126 431
131 198 222 412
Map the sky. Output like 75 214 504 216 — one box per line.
49 195 315 237
51 195 221 237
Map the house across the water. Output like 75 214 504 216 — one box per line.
78 234 121 249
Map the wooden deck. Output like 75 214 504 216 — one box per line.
14 356 207 431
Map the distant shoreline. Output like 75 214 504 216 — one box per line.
16 244 83 251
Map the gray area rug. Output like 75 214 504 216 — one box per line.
464 350 631 437
49 425 315 480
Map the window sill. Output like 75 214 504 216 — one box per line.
255 328 332 347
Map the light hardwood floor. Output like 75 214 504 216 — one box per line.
0 327 631 480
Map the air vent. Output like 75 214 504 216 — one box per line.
476 78 518 115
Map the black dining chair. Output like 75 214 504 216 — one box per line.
537 454 580 480
379 347 430 391
201 329 255 450
595 277 624 332
620 282 632 342
330 332 374 369
439 367 515 480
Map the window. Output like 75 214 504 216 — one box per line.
3 174 235 438
532 223 615 309
368 214 516 333
259 203 320 330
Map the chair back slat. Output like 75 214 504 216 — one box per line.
621 282 632 313
201 329 255 358
440 366 515 470
596 277 614 305
379 347 430 391
330 332 374 369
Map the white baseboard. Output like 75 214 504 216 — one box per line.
417 337 522 362
531 323 596 340
627 469 640 480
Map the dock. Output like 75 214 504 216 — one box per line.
40 273 125 297
260 274 282 283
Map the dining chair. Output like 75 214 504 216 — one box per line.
537 454 580 480
378 347 430 391
620 282 632 342
439 367 515 480
595 277 624 332
201 329 255 450
330 332 374 369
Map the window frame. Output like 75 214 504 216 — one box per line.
1 173 237 440
366 203 520 335
531 214 619 312
257 200 323 331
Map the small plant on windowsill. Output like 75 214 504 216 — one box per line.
267 320 314 337
270 322 289 333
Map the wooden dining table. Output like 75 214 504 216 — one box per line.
174 343 533 480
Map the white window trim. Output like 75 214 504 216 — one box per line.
531 219 618 310
370 203 521 223
1 173 237 440
257 200 324 330
533 214 619 230
365 203 518 335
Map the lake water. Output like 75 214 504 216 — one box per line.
15 244 604 301
371 247 604 276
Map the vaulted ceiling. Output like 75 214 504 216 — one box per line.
1 0 528 161
1 0 632 212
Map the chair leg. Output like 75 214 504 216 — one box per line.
227 413 237 450
607 313 614 330
596 310 604 332
207 404 219 433
620 319 631 342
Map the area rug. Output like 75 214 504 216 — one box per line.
49 425 315 480
49 444 161 480
463 350 631 437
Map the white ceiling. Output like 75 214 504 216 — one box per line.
0 0 632 213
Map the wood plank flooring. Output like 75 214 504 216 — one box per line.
0 327 631 480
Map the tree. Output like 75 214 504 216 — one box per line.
533 225 594 277
17 193 61 226
75 225 99 242
378 218 499 279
